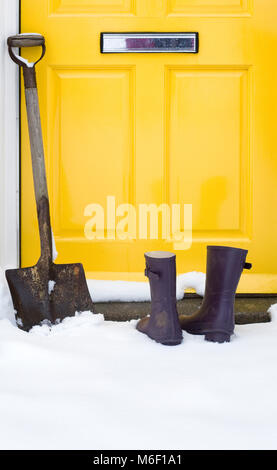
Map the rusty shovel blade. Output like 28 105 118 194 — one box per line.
6 261 94 332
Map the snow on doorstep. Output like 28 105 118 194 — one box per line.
0 308 276 450
87 271 205 303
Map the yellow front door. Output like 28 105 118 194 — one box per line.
21 0 277 292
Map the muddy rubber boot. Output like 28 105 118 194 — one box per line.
136 251 183 346
179 246 252 343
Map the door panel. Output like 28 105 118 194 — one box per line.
49 67 134 234
21 0 277 292
167 67 250 237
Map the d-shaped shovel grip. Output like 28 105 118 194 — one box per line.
7 33 45 48
8 34 46 88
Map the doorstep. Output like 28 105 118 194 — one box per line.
95 294 274 324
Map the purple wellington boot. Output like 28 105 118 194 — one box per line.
180 246 252 343
136 251 183 346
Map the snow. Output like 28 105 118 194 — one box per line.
48 280 56 295
177 271 205 298
18 33 42 36
87 272 205 303
0 267 276 449
51 230 58 262
10 51 34 68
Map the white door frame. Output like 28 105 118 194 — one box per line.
0 0 19 268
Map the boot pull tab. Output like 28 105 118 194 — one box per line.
244 262 252 270
144 267 160 280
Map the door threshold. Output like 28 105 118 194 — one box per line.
95 295 274 325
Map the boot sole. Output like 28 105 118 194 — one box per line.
185 328 231 343
137 327 183 346
205 332 231 343
161 338 183 346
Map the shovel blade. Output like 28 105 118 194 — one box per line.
6 262 94 331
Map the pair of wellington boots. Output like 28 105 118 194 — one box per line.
136 246 252 345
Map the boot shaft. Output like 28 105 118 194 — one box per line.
178 245 252 342
137 251 182 345
145 251 176 302
204 246 249 301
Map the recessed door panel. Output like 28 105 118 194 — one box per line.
166 68 251 236
48 68 133 235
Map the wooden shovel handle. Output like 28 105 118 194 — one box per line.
7 34 52 266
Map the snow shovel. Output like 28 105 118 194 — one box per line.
6 34 94 331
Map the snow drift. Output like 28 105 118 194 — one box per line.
0 265 276 450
